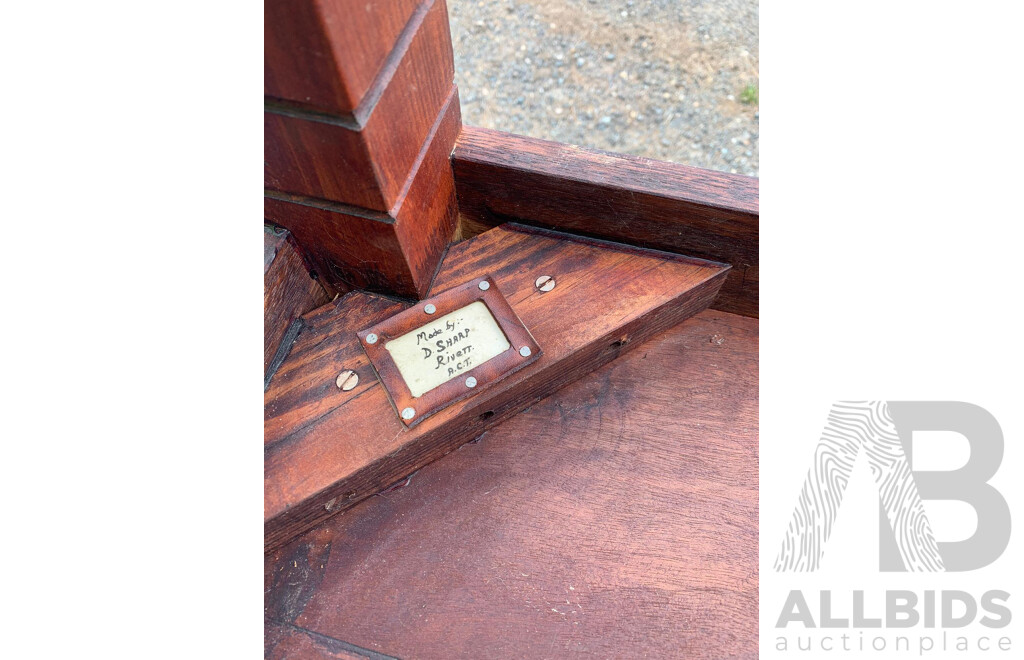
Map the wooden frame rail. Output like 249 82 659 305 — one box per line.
453 126 759 317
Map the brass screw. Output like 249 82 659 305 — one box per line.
336 370 359 391
535 275 556 292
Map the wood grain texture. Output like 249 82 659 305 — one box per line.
264 88 461 299
266 621 397 660
265 227 331 376
264 0 455 211
265 0 420 115
387 85 461 297
264 198 414 298
453 126 759 317
265 308 758 659
265 224 730 550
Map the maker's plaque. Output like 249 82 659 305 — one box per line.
358 276 541 427
384 301 510 397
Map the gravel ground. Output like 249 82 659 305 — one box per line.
449 0 758 176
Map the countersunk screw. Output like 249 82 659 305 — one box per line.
401 407 415 420
478 280 490 290
466 376 477 388
366 333 378 344
424 304 436 314
519 346 532 357
535 275 556 292
336 370 359 391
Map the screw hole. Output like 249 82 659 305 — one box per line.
610 340 624 348
479 410 495 422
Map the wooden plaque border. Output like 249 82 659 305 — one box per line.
358 275 541 427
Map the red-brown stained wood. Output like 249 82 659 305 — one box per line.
264 224 730 550
264 199 416 298
265 308 758 658
265 228 331 376
387 85 461 296
264 294 404 451
265 88 461 299
453 126 759 317
264 0 454 211
265 0 420 115
265 621 394 659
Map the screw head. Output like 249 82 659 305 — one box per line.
401 407 415 420
424 304 436 314
366 333 378 344
478 280 490 290
465 376 477 388
336 369 359 391
535 275 556 292
519 346 532 357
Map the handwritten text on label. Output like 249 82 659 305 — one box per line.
384 301 511 397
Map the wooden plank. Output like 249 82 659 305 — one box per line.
265 87 461 299
264 0 420 115
264 227 331 377
265 621 398 659
264 294 404 451
264 308 758 658
265 224 730 550
453 126 759 317
264 0 455 211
